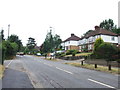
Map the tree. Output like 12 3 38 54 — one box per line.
0 29 5 41
2 41 18 59
112 27 120 34
53 34 62 50
27 37 36 54
99 19 116 31
8 35 23 51
41 30 62 54
83 30 93 36
42 30 54 53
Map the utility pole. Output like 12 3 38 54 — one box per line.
8 24 10 39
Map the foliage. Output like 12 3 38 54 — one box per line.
41 30 62 53
66 49 78 56
95 43 118 61
112 27 120 34
24 47 29 54
55 52 66 57
26 37 36 54
99 19 116 31
99 19 120 34
94 38 104 53
10 42 18 55
2 41 18 59
0 30 5 41
8 34 23 51
83 30 93 36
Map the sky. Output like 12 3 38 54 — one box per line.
0 0 119 46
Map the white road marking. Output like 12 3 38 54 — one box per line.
6 60 13 67
56 67 73 74
88 78 115 88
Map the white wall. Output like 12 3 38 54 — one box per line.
101 35 118 43
64 40 79 46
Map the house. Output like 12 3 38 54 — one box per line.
61 33 80 51
79 26 119 52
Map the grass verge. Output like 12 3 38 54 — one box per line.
0 65 5 79
44 58 59 61
64 62 119 74
66 52 92 57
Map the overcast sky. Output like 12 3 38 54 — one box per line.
0 0 119 46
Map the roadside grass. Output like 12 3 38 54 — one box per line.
66 52 92 57
64 62 119 74
0 65 5 79
44 58 59 61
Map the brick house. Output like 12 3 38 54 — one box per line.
61 33 80 51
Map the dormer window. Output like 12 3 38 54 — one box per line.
111 36 115 41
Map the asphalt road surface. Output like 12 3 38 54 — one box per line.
3 55 119 89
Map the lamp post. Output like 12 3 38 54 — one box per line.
8 24 10 39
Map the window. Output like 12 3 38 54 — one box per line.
111 36 115 41
69 41 70 44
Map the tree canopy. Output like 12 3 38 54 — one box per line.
99 19 120 34
8 34 23 51
41 30 62 53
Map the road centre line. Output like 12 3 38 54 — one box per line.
56 67 73 74
88 78 115 88
6 60 13 67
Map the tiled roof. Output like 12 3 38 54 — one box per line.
84 28 118 38
63 34 80 42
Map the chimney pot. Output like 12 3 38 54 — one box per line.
94 26 100 30
71 33 74 36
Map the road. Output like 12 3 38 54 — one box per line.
3 55 119 89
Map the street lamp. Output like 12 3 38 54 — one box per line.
8 24 10 39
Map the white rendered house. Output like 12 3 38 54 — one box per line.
79 26 119 52
61 34 80 51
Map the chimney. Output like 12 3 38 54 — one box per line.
94 26 100 30
71 33 75 36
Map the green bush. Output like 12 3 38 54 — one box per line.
95 43 118 61
66 50 78 55
94 37 104 53
55 52 66 57
2 41 18 59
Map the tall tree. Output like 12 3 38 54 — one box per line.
27 37 36 51
8 35 23 51
53 34 62 50
41 30 62 53
99 19 120 34
99 19 116 31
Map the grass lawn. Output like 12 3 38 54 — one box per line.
66 52 92 57
0 65 5 79
64 62 119 74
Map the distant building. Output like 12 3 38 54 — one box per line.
61 33 80 51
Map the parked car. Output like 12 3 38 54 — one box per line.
36 53 41 56
17 52 24 56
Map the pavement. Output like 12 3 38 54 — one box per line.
2 56 34 88
2 55 119 89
